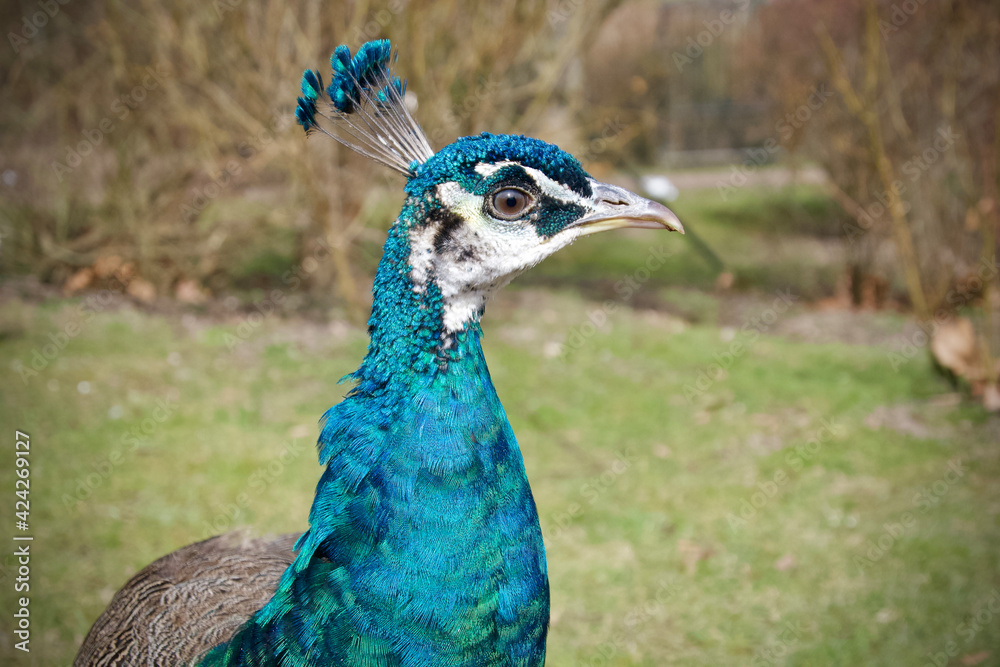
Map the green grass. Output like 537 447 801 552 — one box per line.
1 287 998 665
205 184 849 305
523 184 849 302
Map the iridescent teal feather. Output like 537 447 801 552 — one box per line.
76 35 683 667
192 38 683 667
294 69 323 131
327 40 403 113
197 133 574 667
296 39 432 174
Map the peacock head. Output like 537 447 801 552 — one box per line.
296 40 682 331
398 133 682 329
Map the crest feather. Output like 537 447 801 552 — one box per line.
295 40 434 176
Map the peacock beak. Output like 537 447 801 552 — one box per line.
567 181 684 236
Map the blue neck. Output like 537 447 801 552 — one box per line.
200 212 549 666
352 212 464 393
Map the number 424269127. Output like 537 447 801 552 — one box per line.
16 431 30 528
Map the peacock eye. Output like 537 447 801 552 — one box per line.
490 188 533 220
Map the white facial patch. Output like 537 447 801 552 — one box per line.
408 223 436 294
409 173 592 335
436 181 482 216
408 182 481 294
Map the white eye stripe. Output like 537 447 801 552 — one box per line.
518 166 587 206
473 161 516 178
474 162 587 207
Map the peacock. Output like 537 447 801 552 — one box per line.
76 39 683 667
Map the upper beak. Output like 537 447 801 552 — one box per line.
566 180 685 236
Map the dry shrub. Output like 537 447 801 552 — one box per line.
0 0 619 311
743 0 999 400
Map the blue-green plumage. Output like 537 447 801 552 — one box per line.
328 41 404 114
73 37 682 667
199 137 562 667
194 40 683 667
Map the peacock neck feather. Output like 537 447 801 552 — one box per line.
198 201 549 667
352 198 478 393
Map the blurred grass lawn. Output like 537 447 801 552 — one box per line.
1 184 998 665
219 181 850 305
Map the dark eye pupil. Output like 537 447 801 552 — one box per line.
493 189 529 218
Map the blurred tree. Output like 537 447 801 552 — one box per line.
746 0 999 398
0 0 619 313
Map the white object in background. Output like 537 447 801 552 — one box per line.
641 174 679 202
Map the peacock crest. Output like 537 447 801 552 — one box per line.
295 39 434 175
77 37 684 667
